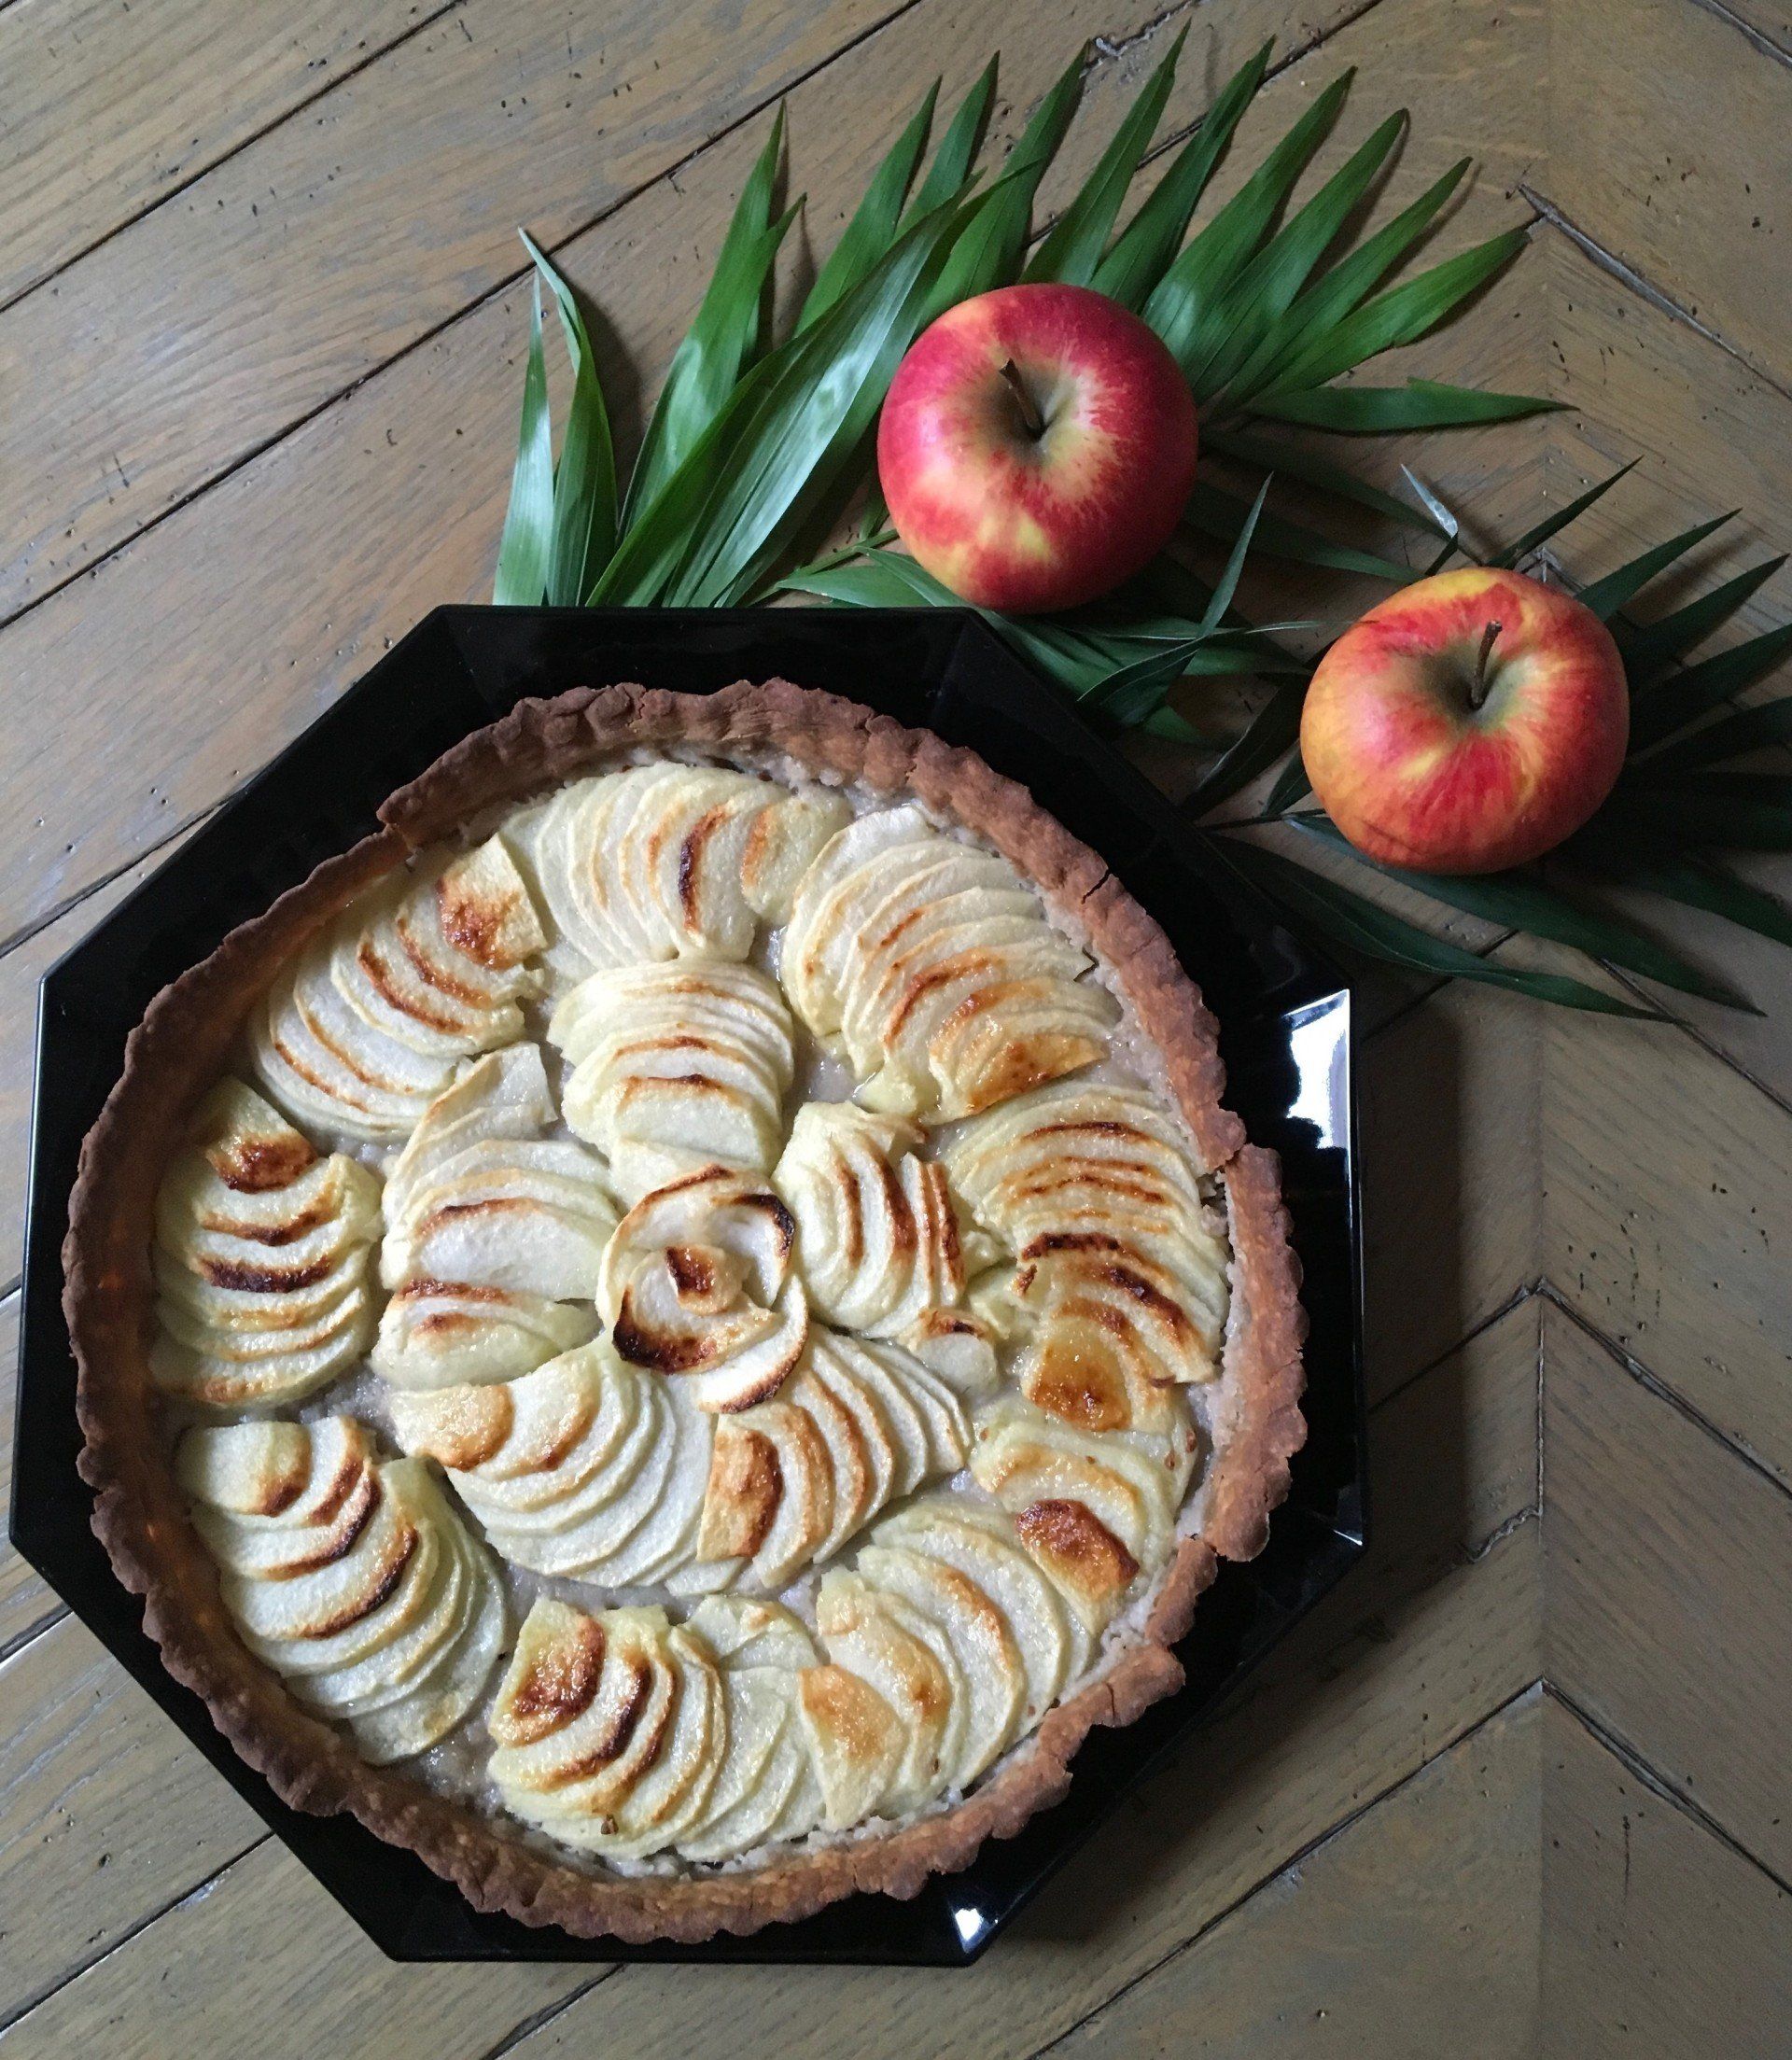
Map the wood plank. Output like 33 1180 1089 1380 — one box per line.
0 832 198 1288
0 0 429 309
0 0 1539 973
1540 1690 1792 2057
1543 1297 1792 1885
1547 0 1792 393
1526 935 1792 1484
0 1616 266 2027
1043 1689 1542 2059
0 0 905 620
0 0 1376 633
501 1305 1541 2060
0 1835 596 2060
0 1290 58 1658
1357 971 1543 1401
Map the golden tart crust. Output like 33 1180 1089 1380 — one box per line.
65 680 1307 1943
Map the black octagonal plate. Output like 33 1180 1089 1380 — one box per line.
13 607 1365 1966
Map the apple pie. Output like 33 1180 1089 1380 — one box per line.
66 680 1305 1942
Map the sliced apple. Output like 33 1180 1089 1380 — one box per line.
855 1542 1026 1786
968 1397 1189 1633
794 1660 905 1831
380 1044 614 1301
813 1569 966 1814
775 1101 970 1339
516 764 819 974
150 1081 380 1408
490 1603 681 1842
946 1080 1230 1392
371 1281 596 1388
252 837 545 1142
874 1496 1090 1720
180 1427 505 1760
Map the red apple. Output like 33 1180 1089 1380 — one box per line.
1300 567 1629 874
876 283 1197 614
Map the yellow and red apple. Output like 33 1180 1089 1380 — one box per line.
1300 567 1630 875
876 282 1197 614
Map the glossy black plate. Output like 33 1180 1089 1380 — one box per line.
12 606 1365 1965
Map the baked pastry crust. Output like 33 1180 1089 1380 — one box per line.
65 680 1307 1942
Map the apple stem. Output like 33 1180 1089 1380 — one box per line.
1469 619 1504 709
999 359 1046 441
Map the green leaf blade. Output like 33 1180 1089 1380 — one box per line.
521 232 619 607
623 110 790 526
1291 817 1758 1009
1251 378 1558 433
492 278 553 607
1026 28 1185 288
800 81 939 331
1628 620 1792 750
1092 40 1269 309
1575 510 1737 623
1144 70 1355 377
1210 837 1665 1016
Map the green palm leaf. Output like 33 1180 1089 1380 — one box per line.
1026 29 1186 287
1638 697 1792 771
1185 110 1409 400
521 234 618 607
1254 226 1529 401
595 185 981 608
1091 41 1269 309
1628 621 1792 750
1292 816 1757 1008
1205 427 1449 535
902 58 999 226
1218 155 1472 408
800 82 938 330
492 279 553 606
1575 511 1736 622
624 112 792 523
1209 837 1664 1015
1184 479 1415 582
1144 71 1355 376
927 50 1084 313
1253 378 1557 432
1486 460 1638 571
1620 555 1789 688
1182 676 1309 816
1580 848 1792 953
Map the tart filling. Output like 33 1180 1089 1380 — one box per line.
67 680 1306 1941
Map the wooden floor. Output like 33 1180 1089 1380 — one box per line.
2 0 1789 2051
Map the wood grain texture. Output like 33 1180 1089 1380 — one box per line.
1532 944 1792 1483
0 0 430 309
1547 0 1792 392
0 0 1374 946
0 1833 597 2059
0 0 905 619
0 832 198 1287
1358 972 1543 1398
1543 1296 1792 1885
1540 1691 1792 2057
0 1617 265 2027
501 1307 1542 2060
0 1290 57 1656
1044 1689 1543 2060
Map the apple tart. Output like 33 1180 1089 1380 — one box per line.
67 679 1305 1942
